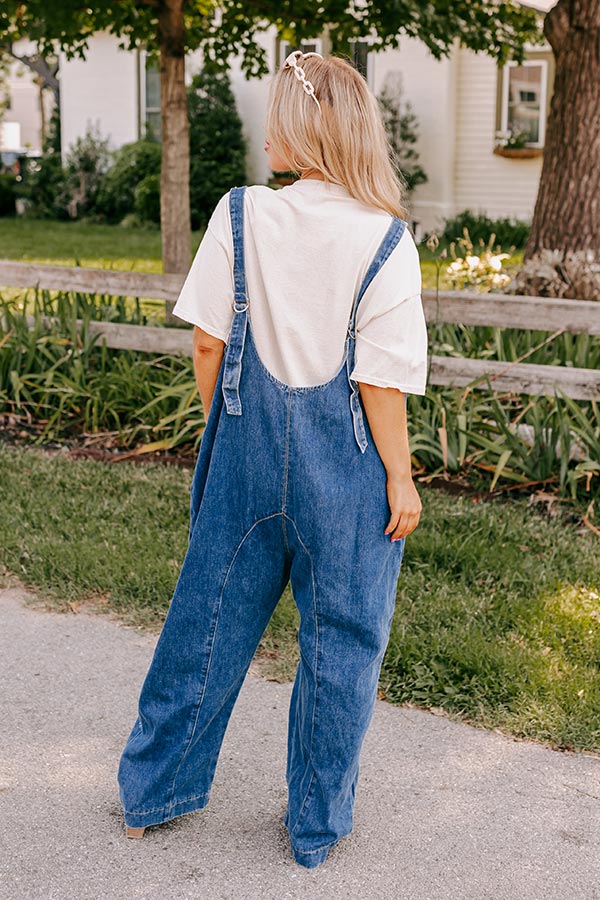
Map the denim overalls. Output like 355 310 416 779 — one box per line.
118 186 408 869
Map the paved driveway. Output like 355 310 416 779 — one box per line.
1 585 599 900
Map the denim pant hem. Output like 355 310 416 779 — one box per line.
122 791 210 829
290 838 342 869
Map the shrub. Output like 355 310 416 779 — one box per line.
19 109 69 220
57 126 112 219
0 173 17 216
97 140 162 223
377 72 428 194
188 69 247 229
445 228 513 292
134 173 161 225
439 209 530 250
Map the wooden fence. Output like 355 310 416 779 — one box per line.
1 260 599 401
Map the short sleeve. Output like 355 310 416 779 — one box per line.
349 228 428 395
172 191 235 342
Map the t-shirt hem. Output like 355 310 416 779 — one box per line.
172 306 230 343
350 372 427 395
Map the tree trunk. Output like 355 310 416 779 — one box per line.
37 79 46 145
524 0 600 260
158 0 191 324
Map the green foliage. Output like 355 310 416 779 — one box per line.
445 229 513 292
0 1 543 71
439 209 531 250
377 73 427 193
96 139 162 224
19 109 68 220
0 291 200 447
0 217 184 267
134 173 161 225
188 69 247 229
59 126 112 220
2 291 599 505
0 172 17 216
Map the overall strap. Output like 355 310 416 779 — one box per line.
346 216 407 453
222 185 249 416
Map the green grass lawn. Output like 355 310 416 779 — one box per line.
0 216 523 291
1 443 598 754
0 217 205 274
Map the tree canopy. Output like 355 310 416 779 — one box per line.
1 1 543 72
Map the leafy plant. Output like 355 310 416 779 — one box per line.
188 68 247 230
496 128 531 150
59 126 112 220
377 72 428 193
96 139 162 224
437 209 531 250
0 292 203 450
18 108 68 220
2 265 599 506
0 173 17 216
445 228 514 292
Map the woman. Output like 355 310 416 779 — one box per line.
118 49 428 870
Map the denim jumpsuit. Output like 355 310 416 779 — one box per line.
118 186 408 869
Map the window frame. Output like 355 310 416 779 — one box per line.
499 58 549 149
139 50 161 142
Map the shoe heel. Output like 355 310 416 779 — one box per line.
126 826 146 839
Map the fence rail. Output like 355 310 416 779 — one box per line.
2 260 600 401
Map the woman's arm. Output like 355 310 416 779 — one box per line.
357 382 422 540
192 326 225 417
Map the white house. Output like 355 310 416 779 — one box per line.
0 40 54 164
6 0 556 238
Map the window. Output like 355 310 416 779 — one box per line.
144 59 161 142
499 59 548 147
277 38 323 68
350 39 369 80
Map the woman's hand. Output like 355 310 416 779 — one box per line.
383 473 422 540
356 383 422 541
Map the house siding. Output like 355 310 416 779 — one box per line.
371 36 459 237
452 46 545 223
59 32 139 161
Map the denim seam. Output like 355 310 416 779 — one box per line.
281 394 292 553
124 790 210 816
167 513 284 806
290 771 316 841
285 518 320 841
293 836 341 855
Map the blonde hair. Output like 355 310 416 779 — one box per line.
266 53 409 220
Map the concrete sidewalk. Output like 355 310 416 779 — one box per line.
1 584 599 900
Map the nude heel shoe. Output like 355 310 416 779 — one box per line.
125 826 146 839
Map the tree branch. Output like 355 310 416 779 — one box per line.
0 41 60 102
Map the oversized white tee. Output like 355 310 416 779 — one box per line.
173 178 428 394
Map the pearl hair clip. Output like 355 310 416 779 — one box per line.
283 50 323 111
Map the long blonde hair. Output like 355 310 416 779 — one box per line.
265 53 409 220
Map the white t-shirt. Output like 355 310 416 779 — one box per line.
173 178 428 394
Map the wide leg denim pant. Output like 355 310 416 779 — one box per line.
117 187 408 869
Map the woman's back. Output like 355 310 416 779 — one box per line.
173 178 427 395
